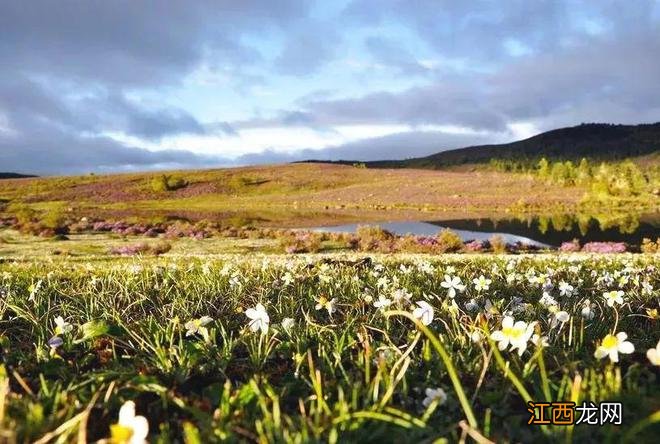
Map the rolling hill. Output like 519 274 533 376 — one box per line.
310 122 660 169
0 172 37 179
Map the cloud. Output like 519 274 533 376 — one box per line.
0 1 309 173
0 127 224 176
274 20 342 75
1 1 659 174
234 129 501 164
241 23 660 135
363 37 433 76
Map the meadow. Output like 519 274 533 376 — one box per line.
0 252 658 442
0 163 587 226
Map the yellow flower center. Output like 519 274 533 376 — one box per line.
602 334 618 349
503 326 524 340
110 424 134 443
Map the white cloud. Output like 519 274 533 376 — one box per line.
104 123 498 160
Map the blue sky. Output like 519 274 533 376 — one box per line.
1 0 659 174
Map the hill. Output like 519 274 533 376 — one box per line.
0 172 37 179
313 122 660 169
0 163 584 226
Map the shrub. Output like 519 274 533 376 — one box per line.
436 229 464 253
150 241 172 255
110 242 151 256
151 175 188 192
6 203 35 226
355 225 396 252
395 235 430 253
40 206 69 235
110 241 172 256
277 231 323 253
640 238 659 253
559 239 581 252
464 240 485 252
581 242 627 253
489 234 507 254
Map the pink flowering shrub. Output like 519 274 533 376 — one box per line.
581 242 627 253
560 239 581 252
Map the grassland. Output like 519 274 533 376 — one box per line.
0 162 658 443
0 163 588 227
0 253 658 442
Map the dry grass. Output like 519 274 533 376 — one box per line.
0 163 584 226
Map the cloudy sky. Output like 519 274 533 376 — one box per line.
1 1 659 175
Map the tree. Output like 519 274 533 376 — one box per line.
577 158 591 185
550 161 568 185
537 158 550 179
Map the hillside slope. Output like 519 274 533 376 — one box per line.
0 163 583 225
351 122 660 168
0 172 37 179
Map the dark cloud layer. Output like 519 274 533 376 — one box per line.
1 1 659 174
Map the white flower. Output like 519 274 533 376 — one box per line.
603 290 624 307
245 303 270 334
54 316 73 335
598 272 614 286
281 317 295 332
490 316 536 356
412 301 434 326
549 310 570 328
417 261 434 274
373 295 392 311
473 275 492 292
539 292 557 307
111 401 149 444
229 274 241 288
281 272 294 286
184 316 213 338
376 277 390 289
315 296 337 315
422 387 447 407
441 275 466 298
532 334 549 347
641 281 653 296
391 288 412 305
646 340 660 366
28 279 43 302
470 330 483 344
558 281 574 297
581 300 595 320
594 332 635 363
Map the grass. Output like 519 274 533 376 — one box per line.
0 252 658 442
0 163 587 227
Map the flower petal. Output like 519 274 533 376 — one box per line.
618 341 634 354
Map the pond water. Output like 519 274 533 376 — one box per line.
311 215 659 247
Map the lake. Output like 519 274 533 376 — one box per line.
311 215 659 247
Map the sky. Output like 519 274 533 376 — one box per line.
1 0 659 175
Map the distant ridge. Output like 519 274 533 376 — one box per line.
0 172 37 179
304 122 660 168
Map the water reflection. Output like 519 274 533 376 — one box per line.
312 213 658 247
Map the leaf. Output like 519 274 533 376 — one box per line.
183 422 202 444
75 320 109 343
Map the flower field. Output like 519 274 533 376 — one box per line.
0 253 658 443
